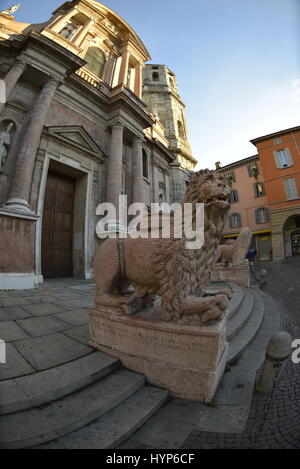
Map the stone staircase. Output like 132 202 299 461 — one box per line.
0 284 280 449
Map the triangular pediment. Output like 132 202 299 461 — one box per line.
47 125 103 157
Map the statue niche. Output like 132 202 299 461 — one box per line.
0 120 15 170
58 22 78 40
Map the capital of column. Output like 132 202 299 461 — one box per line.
133 135 144 145
13 59 27 73
111 121 124 131
44 76 60 88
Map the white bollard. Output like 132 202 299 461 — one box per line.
256 331 292 394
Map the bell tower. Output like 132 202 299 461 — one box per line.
142 64 197 171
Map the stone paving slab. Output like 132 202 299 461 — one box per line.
55 309 88 326
129 414 196 449
0 379 30 415
0 344 35 380
212 370 256 406
21 303 67 317
0 306 32 321
0 297 31 308
16 316 71 338
196 405 250 434
60 299 94 310
13 333 92 371
25 296 58 305
0 321 30 342
63 325 90 346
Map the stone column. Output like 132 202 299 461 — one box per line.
131 136 144 204
51 7 78 33
134 63 143 98
6 77 59 212
73 18 94 47
118 50 130 86
106 123 124 210
0 59 27 114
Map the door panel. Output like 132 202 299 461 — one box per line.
42 170 75 278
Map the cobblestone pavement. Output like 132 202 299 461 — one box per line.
184 257 300 449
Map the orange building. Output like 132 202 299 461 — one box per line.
217 155 272 260
251 125 300 260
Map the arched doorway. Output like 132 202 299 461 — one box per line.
283 215 300 257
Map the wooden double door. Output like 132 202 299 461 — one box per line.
42 170 75 278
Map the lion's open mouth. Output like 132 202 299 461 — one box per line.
206 193 230 207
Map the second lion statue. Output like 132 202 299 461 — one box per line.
94 169 231 326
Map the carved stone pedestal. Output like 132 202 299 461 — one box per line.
89 305 228 403
211 260 251 288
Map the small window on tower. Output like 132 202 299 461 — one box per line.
152 72 159 81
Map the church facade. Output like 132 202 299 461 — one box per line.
0 0 196 289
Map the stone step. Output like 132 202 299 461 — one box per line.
0 369 145 449
227 290 254 341
227 291 265 365
226 283 245 319
34 387 170 449
0 351 120 416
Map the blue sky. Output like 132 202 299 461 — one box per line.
3 0 300 168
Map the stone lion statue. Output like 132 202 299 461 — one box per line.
94 169 231 325
215 227 253 267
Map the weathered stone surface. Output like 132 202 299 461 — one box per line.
0 379 30 415
0 370 145 449
55 308 88 326
16 316 71 337
0 343 35 380
22 303 66 317
0 321 30 341
0 306 32 321
13 333 92 371
89 308 228 402
64 325 89 345
45 387 169 449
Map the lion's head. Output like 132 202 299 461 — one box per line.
184 169 231 235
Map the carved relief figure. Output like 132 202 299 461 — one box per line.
94 170 231 326
0 122 14 169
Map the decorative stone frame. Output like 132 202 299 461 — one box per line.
35 127 104 284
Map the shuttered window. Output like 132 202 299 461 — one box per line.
273 148 293 169
253 182 266 197
225 172 236 183
84 47 106 79
255 208 269 224
247 164 259 177
229 213 241 228
284 178 298 200
230 190 239 203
